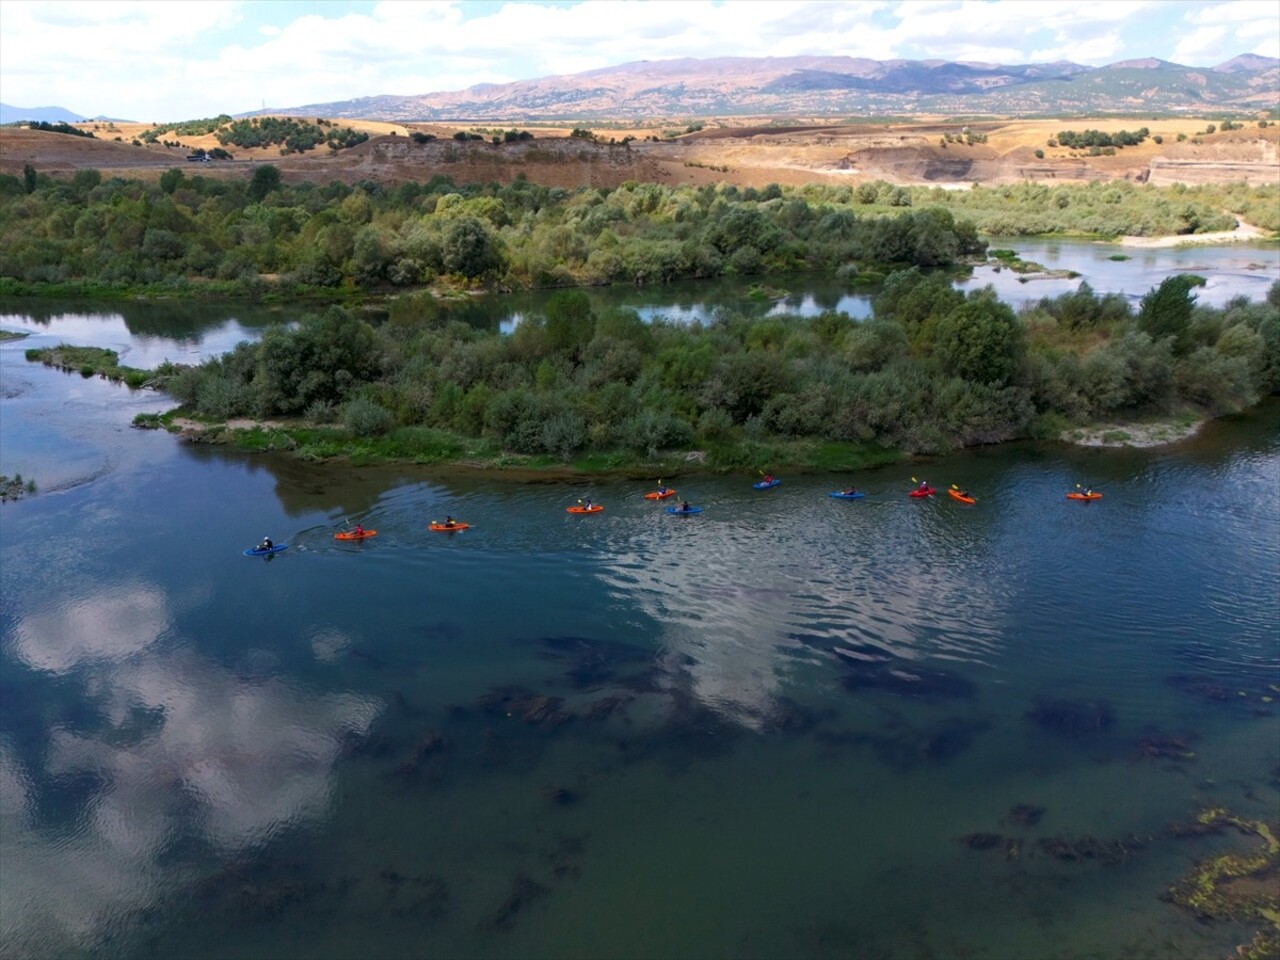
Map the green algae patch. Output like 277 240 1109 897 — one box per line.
1167 808 1280 960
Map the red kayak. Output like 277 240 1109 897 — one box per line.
909 487 935 498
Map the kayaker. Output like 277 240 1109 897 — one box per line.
762 474 775 484
918 480 930 492
353 524 365 536
657 481 669 494
259 536 273 551
957 489 969 498
583 499 593 510
680 500 692 513
444 515 457 527
843 486 858 495
1083 487 1093 496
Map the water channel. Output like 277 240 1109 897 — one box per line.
1 243 1278 959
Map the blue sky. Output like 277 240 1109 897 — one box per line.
1 0 1276 121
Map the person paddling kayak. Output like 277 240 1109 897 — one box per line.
259 536 273 551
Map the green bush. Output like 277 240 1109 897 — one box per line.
344 396 394 437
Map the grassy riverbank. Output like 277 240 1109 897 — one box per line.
141 411 902 476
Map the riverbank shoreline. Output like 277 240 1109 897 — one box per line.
1113 217 1274 249
162 410 1225 476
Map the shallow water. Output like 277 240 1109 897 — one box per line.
1 302 1279 960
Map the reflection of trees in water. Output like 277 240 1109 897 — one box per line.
4 299 289 339
443 274 881 334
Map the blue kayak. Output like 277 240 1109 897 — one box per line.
666 506 703 515
829 491 866 500
753 479 781 490
244 544 289 557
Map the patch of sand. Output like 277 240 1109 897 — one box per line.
1062 419 1205 448
1115 217 1269 248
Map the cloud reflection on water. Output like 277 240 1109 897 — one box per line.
598 503 1018 728
1 592 380 958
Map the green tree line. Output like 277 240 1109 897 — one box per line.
848 179 1279 236
150 273 1280 464
0 168 985 294
215 117 369 153
1055 128 1149 149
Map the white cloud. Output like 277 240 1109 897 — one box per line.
1174 25 1230 62
1032 33 1125 64
1186 0 1279 25
0 0 1274 118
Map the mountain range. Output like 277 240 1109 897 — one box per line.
0 103 133 125
258 53 1280 121
0 103 88 124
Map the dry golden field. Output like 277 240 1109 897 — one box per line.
1 114 1276 190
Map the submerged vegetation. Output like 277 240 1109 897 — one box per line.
94 270 1280 469
1166 808 1280 960
0 474 36 501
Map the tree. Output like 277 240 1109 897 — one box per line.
22 163 37 194
544 290 595 357
247 164 282 201
1138 274 1201 356
159 168 184 195
255 307 379 414
441 215 503 279
933 290 1024 386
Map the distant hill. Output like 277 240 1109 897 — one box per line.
255 54 1280 121
0 103 87 124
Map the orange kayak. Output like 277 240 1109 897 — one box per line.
1066 492 1102 501
947 490 976 504
335 529 377 540
429 522 470 531
567 505 604 514
644 490 676 500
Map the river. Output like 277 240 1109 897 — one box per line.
1 247 1278 960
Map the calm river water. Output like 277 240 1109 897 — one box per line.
1 245 1279 960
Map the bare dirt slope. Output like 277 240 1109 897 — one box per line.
2 116 1276 190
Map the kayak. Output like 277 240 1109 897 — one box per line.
754 479 781 490
666 506 703 515
909 487 935 498
428 522 470 531
829 491 866 500
1066 492 1103 501
244 544 288 557
947 490 976 504
334 529 377 540
644 490 676 500
567 505 604 514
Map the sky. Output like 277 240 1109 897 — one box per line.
0 0 1277 121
